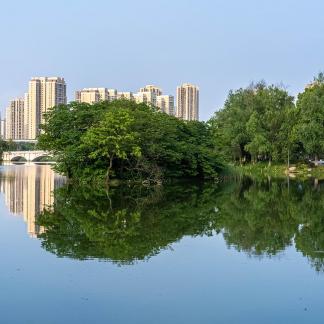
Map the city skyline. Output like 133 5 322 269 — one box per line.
3 77 67 140
3 78 198 140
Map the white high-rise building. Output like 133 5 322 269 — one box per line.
107 89 118 101
117 91 134 100
75 88 118 104
139 85 162 96
27 77 67 139
5 98 26 140
176 83 199 121
0 117 6 139
156 95 175 115
135 85 163 106
134 91 157 106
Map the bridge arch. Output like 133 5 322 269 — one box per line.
31 155 54 162
11 156 27 162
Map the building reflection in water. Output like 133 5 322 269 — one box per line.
0 164 65 237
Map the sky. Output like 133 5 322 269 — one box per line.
0 0 323 120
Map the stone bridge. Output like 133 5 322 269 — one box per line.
2 151 53 162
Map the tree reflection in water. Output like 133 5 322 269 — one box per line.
37 177 324 271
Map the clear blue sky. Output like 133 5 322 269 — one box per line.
1 0 323 120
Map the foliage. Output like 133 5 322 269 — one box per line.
0 138 9 158
209 82 296 164
295 74 324 161
0 139 37 160
38 100 223 182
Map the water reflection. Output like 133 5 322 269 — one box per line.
37 176 324 272
2 164 324 273
0 165 65 237
37 183 220 263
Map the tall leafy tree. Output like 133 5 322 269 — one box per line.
81 108 141 183
209 87 255 163
210 82 295 164
295 73 324 162
39 100 223 182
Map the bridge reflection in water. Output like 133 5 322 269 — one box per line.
0 164 65 237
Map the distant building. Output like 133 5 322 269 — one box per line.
75 88 107 104
27 77 67 139
5 98 25 140
75 83 181 118
0 117 6 139
156 95 175 115
107 89 118 101
134 91 157 106
176 83 199 121
134 85 164 107
117 91 134 100
139 85 162 96
75 88 118 104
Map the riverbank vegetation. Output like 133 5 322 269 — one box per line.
0 139 36 157
209 73 324 171
38 100 223 183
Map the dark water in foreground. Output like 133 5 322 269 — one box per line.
1 164 324 323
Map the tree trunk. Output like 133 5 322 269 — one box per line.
315 154 319 166
106 156 113 184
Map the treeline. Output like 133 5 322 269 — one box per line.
209 73 324 165
38 100 223 182
0 139 36 156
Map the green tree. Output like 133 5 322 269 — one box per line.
209 87 254 163
0 138 9 159
81 108 141 183
210 82 295 164
39 100 223 182
295 73 324 163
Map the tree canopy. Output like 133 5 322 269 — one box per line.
38 100 223 182
209 75 324 164
209 82 295 164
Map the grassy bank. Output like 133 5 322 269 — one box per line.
228 162 324 180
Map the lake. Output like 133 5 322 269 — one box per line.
1 164 324 323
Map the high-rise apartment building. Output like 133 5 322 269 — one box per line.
75 88 118 104
139 85 162 96
27 77 67 139
117 91 134 100
75 88 107 104
156 95 175 115
5 98 26 140
107 89 118 101
134 85 163 106
0 116 6 139
134 91 157 106
176 83 199 121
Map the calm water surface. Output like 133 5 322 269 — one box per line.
1 164 324 324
